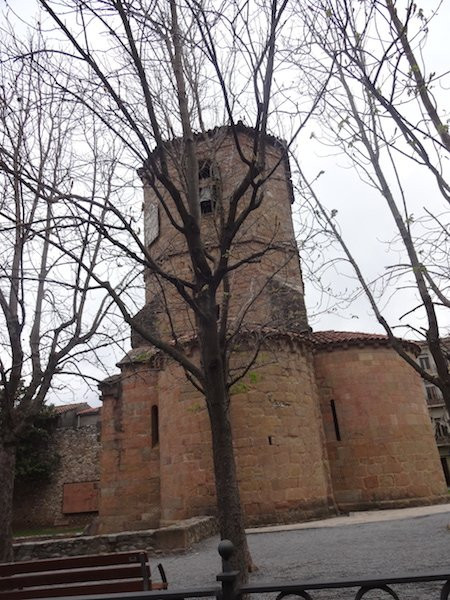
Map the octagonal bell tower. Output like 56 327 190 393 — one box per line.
133 124 310 344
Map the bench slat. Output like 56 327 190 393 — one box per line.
0 552 146 577
0 565 147 591
0 578 145 599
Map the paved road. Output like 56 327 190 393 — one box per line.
155 510 450 600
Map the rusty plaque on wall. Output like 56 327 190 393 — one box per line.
63 481 99 514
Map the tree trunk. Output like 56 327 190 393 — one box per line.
208 390 254 579
440 382 450 420
0 443 16 563
198 310 254 581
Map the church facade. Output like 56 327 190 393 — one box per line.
98 126 447 534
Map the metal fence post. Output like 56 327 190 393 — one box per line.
217 540 240 600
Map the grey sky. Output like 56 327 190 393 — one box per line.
3 0 449 406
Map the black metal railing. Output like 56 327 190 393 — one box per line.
50 540 450 600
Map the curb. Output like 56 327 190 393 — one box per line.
246 503 450 534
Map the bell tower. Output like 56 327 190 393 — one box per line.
133 124 310 346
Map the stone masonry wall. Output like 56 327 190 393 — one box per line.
99 366 161 534
314 345 448 511
229 340 335 525
13 425 100 529
157 356 216 525
157 340 335 527
13 517 217 562
141 130 309 341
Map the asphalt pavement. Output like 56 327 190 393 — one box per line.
154 505 450 598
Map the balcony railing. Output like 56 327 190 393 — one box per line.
436 434 450 446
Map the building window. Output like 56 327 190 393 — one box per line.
435 419 449 438
426 385 441 405
151 405 159 447
198 160 216 214
419 355 431 370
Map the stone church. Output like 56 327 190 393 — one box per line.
98 125 447 534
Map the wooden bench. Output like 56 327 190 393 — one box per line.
0 551 168 599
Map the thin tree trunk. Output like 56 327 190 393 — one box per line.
207 390 254 579
198 303 254 581
385 0 450 153
338 68 450 412
0 443 16 563
440 385 450 419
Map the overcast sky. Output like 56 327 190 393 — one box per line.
4 0 450 406
295 0 450 337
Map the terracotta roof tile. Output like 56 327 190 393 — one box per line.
76 407 100 416
311 330 420 354
312 330 388 344
53 402 91 415
112 329 420 370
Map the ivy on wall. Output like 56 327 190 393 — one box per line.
15 406 60 483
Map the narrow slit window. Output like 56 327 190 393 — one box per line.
330 399 341 441
151 405 159 447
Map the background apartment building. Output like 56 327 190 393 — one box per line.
419 340 450 484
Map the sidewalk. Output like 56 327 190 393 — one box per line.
246 501 450 534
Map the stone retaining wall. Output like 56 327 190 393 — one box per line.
13 516 217 562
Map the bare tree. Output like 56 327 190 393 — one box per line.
292 0 450 411
12 0 332 576
0 31 128 561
